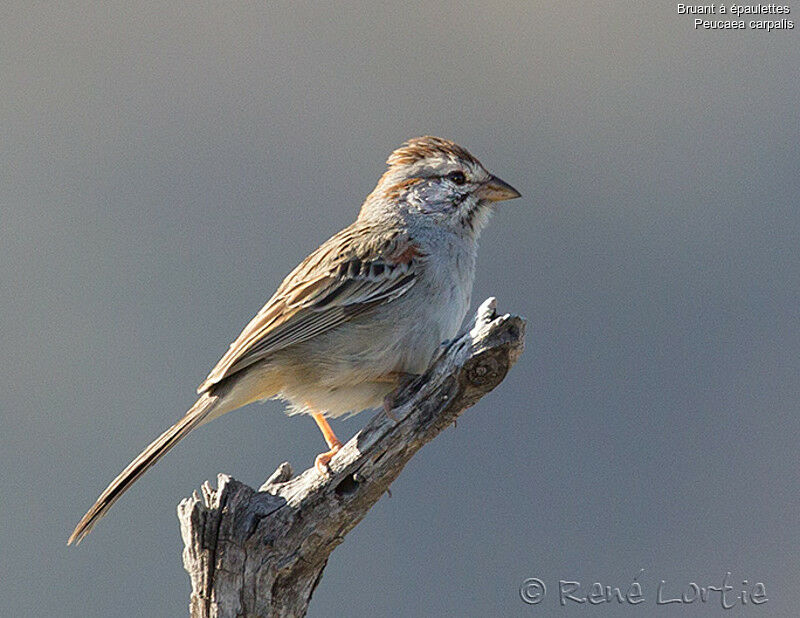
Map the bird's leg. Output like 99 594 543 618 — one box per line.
380 372 420 422
311 411 342 475
382 396 398 422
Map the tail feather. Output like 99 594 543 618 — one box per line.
68 394 219 545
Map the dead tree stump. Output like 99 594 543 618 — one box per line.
178 297 526 617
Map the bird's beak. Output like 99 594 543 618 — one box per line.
476 175 521 202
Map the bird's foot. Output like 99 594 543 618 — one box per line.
382 394 398 422
382 372 420 423
311 411 343 475
315 440 342 476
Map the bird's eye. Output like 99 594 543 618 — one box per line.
446 171 467 185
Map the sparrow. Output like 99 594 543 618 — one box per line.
68 136 520 544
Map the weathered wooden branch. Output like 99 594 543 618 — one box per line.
178 297 526 618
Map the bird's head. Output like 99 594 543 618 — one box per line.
361 136 520 236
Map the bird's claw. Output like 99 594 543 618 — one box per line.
382 394 399 422
314 441 342 476
382 372 420 423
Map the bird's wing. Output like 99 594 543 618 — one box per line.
197 222 424 393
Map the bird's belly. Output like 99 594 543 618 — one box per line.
271 276 471 417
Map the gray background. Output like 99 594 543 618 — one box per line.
2 2 799 616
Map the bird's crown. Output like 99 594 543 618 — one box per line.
386 136 480 168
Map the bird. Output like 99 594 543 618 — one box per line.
68 135 520 545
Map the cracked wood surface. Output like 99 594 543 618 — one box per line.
178 297 526 617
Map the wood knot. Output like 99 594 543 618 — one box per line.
464 353 506 390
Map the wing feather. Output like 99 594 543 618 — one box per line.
197 222 423 393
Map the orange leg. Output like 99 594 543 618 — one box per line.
312 411 342 475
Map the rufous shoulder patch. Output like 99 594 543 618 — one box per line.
388 241 425 265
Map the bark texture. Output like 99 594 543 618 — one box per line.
178 297 525 617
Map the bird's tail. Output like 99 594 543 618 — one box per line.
68 393 219 545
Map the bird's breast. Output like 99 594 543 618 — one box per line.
269 236 478 416
397 238 476 366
